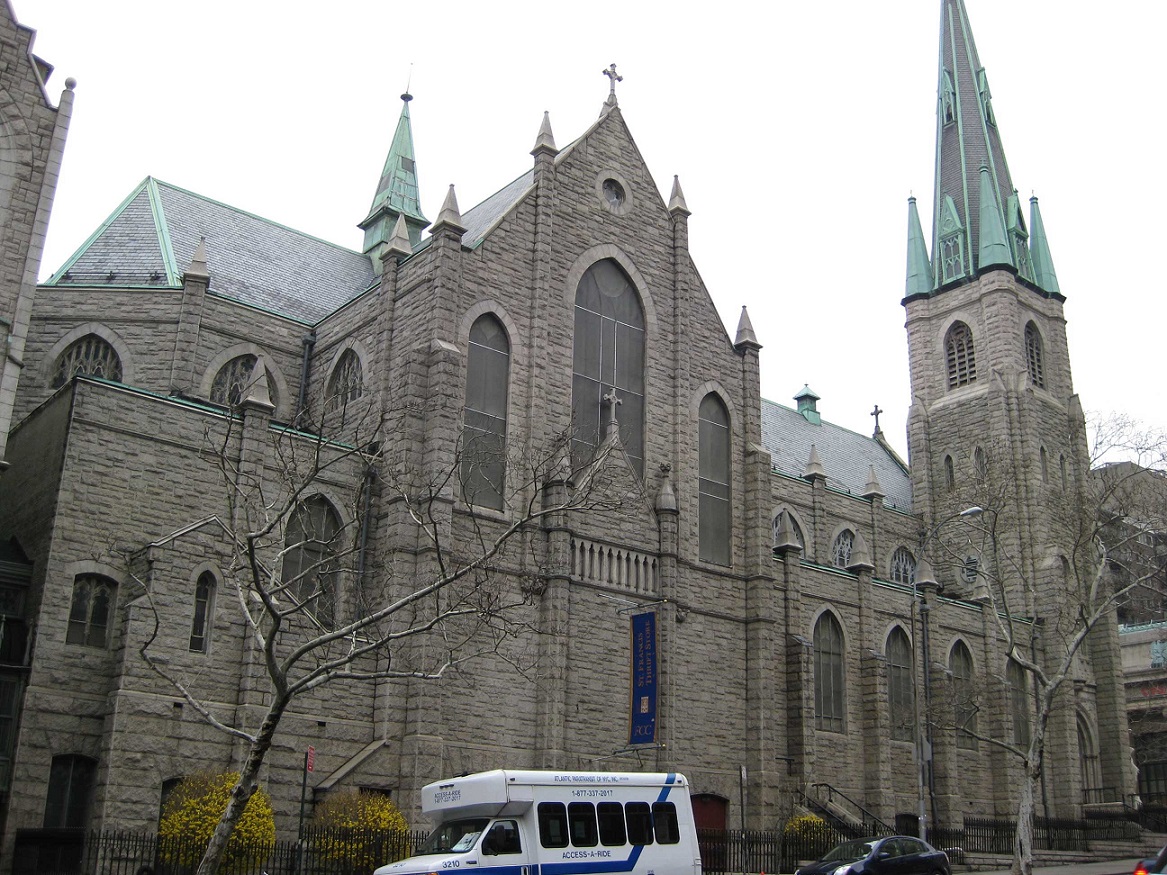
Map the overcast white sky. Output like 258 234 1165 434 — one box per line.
16 0 1165 459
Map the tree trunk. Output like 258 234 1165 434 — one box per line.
1012 761 1038 875
195 698 288 875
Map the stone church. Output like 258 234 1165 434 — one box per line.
0 0 1136 850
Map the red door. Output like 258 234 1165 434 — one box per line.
691 793 728 831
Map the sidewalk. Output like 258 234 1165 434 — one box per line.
971 859 1139 875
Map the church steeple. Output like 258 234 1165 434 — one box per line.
932 0 1016 286
360 93 429 255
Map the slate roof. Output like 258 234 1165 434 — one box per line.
46 178 377 323
761 398 913 512
459 170 535 249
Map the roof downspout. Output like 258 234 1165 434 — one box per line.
355 458 377 593
295 330 316 428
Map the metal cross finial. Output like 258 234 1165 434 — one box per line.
871 404 883 435
602 63 623 97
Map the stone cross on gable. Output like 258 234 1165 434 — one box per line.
603 387 622 438
602 63 623 97
871 404 883 435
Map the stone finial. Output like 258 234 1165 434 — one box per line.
774 510 801 554
384 214 413 260
655 468 678 513
803 444 826 481
734 306 759 349
861 465 885 501
847 539 875 573
668 175 690 217
185 237 209 281
531 111 557 156
432 184 467 236
242 356 274 411
915 557 940 593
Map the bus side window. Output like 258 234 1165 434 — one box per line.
597 802 626 846
652 802 680 844
568 802 598 847
539 802 568 848
626 802 654 845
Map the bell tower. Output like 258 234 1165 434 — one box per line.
904 0 1078 603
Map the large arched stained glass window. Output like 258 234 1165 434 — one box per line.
814 612 845 733
571 259 645 475
52 334 122 388
887 628 914 742
282 496 342 628
698 394 731 565
462 315 510 510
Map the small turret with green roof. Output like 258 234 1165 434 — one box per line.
359 92 429 255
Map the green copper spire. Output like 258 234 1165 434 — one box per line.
977 165 1012 270
1029 196 1060 294
360 93 429 254
905 196 935 296
932 0 1016 280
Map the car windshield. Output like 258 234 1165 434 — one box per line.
822 841 877 863
418 818 490 855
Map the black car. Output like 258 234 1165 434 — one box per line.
796 836 951 875
1135 845 1167 875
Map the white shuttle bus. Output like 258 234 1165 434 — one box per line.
373 770 702 875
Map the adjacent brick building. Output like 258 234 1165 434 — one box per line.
0 0 1137 853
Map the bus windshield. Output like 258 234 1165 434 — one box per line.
418 819 491 855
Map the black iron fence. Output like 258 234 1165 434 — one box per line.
12 827 428 875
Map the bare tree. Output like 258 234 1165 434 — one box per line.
126 393 639 875
926 415 1167 875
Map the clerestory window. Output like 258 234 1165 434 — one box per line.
52 334 122 388
210 354 275 408
326 349 364 412
890 547 916 585
831 529 855 569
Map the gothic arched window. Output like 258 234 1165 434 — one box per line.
67 574 116 648
831 529 855 569
945 321 977 389
282 496 342 628
1078 714 1101 798
571 259 645 475
973 446 988 482
698 394 731 565
887 627 914 742
944 455 955 492
1040 446 1049 483
52 334 122 388
189 571 215 653
814 612 845 733
326 349 364 412
890 547 916 585
462 314 510 510
950 640 977 749
1024 322 1045 388
210 354 275 408
44 755 96 828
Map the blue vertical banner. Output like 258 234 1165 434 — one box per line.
629 611 658 745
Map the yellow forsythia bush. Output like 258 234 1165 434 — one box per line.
159 772 276 871
313 789 410 871
783 813 834 859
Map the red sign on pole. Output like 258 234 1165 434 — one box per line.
306 746 316 772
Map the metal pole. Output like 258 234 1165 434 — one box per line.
921 596 938 834
298 750 309 840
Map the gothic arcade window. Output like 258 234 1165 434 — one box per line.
52 334 122 388
1078 715 1101 798
698 394 731 565
950 641 977 749
813 612 845 733
1007 659 1030 746
887 628 914 742
944 455 955 492
831 529 855 569
890 547 916 585
282 496 342 628
461 315 510 510
1040 447 1049 483
67 574 116 648
772 509 805 553
326 349 364 412
945 322 976 389
189 571 215 653
210 354 275 408
973 446 988 482
1024 322 1045 388
44 754 96 828
571 259 645 475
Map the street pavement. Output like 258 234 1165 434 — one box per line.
972 860 1139 875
